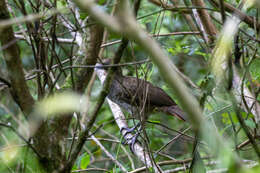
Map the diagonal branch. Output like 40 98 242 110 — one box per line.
208 0 260 30
95 65 163 173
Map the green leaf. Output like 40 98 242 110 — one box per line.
245 119 256 129
71 164 77 171
97 0 106 5
57 0 65 8
221 112 238 125
80 12 88 20
148 120 161 124
80 153 90 169
250 59 260 81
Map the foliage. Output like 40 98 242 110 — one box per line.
0 0 260 172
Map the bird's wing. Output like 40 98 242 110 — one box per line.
145 82 176 107
121 76 176 107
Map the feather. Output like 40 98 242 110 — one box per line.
158 105 187 121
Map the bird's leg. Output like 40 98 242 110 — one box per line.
120 122 140 140
120 122 142 152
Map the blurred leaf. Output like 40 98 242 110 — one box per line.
0 144 19 164
80 153 90 169
93 148 102 157
80 12 88 20
190 150 206 173
71 164 77 171
211 17 240 85
97 0 106 5
244 0 258 9
57 0 66 9
245 164 260 173
250 59 260 82
222 112 238 125
244 119 256 129
35 92 85 117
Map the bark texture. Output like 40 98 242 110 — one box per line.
75 17 104 93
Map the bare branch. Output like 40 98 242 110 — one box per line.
90 135 128 172
95 66 164 173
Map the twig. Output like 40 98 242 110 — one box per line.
95 67 163 172
0 8 65 29
0 77 11 87
64 59 151 70
63 64 116 171
230 93 260 158
72 168 109 172
0 123 42 159
156 127 192 154
90 135 128 172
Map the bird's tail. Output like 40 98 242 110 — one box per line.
166 105 187 121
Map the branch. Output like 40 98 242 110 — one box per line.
90 135 128 172
0 8 62 30
95 66 164 173
0 0 35 116
63 67 113 171
0 76 11 87
74 17 104 93
0 123 41 159
232 65 260 122
64 31 125 173
208 0 260 30
191 0 218 44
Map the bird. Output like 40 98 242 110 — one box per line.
105 64 187 151
108 73 186 121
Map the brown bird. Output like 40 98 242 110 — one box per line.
108 74 186 121
107 70 187 150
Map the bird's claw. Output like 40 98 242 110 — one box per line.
122 132 140 153
120 124 141 153
129 133 140 153
120 126 136 137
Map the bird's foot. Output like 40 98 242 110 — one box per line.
120 123 141 152
120 124 139 137
128 133 140 153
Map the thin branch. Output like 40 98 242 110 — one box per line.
230 93 260 158
0 8 63 29
90 135 128 172
64 34 125 173
63 71 112 171
0 123 42 159
72 168 109 172
0 76 11 87
95 67 163 172
156 127 192 154
208 0 260 29
218 0 226 23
